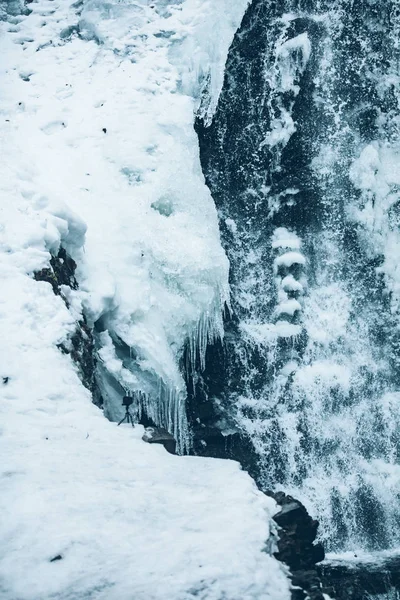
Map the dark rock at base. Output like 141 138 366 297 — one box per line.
267 491 329 600
291 570 333 600
269 491 325 570
142 427 176 455
320 556 400 600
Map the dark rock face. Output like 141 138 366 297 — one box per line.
268 491 329 600
320 557 400 600
34 248 98 398
183 338 262 478
34 248 78 296
68 317 97 397
272 492 325 570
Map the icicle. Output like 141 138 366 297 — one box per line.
133 383 190 454
186 286 227 375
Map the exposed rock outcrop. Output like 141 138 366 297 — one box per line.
142 427 176 455
267 491 331 600
320 557 400 600
34 248 99 399
34 247 78 295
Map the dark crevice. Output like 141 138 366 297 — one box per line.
34 247 100 401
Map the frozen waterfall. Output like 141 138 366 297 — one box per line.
196 0 400 553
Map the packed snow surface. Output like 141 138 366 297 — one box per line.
0 301 289 600
0 206 289 598
0 309 289 600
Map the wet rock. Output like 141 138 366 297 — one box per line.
269 491 325 569
34 247 98 398
142 427 176 455
319 557 400 600
268 491 329 600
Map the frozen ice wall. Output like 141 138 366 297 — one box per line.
1 0 249 451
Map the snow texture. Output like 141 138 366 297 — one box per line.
0 1 291 599
275 252 306 269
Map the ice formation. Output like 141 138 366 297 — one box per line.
0 0 251 451
262 27 312 156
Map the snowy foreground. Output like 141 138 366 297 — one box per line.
0 0 291 598
1 363 290 600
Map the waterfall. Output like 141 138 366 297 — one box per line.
196 0 400 553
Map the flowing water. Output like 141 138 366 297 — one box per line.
196 0 400 553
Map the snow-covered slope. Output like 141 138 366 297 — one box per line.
0 179 290 600
0 343 290 600
0 309 289 600
0 175 290 600
0 0 292 599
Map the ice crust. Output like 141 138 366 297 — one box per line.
0 0 250 449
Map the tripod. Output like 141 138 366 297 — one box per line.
117 405 135 427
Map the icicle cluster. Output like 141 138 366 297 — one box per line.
135 386 191 454
186 291 227 374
